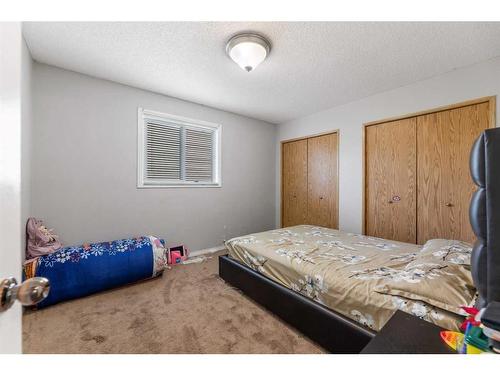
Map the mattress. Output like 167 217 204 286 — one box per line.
225 225 468 331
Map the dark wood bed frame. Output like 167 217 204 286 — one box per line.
219 255 375 353
219 127 500 354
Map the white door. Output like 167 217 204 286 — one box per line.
0 22 23 354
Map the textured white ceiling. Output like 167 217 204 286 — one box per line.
23 22 500 124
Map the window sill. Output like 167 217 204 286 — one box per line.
137 183 222 189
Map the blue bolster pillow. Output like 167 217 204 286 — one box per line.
24 236 167 308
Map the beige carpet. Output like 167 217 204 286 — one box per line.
23 251 324 354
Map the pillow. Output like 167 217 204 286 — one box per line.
374 239 475 315
419 239 473 267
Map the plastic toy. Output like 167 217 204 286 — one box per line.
440 331 483 354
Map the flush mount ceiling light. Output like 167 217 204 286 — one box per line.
226 33 271 72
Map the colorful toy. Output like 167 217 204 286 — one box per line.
439 306 492 354
464 322 490 352
170 251 182 264
167 244 189 265
440 331 483 354
460 306 481 331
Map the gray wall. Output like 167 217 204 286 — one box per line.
276 57 500 234
21 36 33 254
32 63 276 252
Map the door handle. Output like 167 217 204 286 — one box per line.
445 202 453 207
388 195 401 204
0 277 50 312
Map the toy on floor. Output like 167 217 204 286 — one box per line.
440 331 480 354
167 244 189 264
440 306 491 354
460 306 481 331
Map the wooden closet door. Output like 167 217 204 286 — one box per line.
365 118 417 243
282 139 308 227
307 133 338 229
417 102 490 244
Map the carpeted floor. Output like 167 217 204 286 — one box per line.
23 251 324 354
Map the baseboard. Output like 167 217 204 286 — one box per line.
189 244 226 257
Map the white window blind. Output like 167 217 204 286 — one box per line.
146 122 182 181
138 109 221 187
184 127 215 182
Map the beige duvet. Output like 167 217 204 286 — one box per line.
226 225 474 331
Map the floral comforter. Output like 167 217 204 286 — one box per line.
226 225 473 331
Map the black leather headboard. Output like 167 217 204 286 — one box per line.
470 128 500 308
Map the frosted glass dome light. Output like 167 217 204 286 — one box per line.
226 33 271 72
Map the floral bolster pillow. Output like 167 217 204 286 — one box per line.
374 239 475 315
23 236 168 308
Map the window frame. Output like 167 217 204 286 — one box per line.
137 108 222 188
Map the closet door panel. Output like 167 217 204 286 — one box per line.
307 133 338 229
417 103 490 244
459 103 491 243
282 139 308 227
417 110 458 244
365 118 417 243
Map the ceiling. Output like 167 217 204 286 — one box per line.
23 22 500 124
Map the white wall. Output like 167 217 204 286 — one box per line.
32 63 276 252
276 57 500 233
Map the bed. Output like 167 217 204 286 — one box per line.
220 127 500 353
222 227 474 352
225 226 472 331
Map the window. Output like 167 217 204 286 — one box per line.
138 108 221 187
